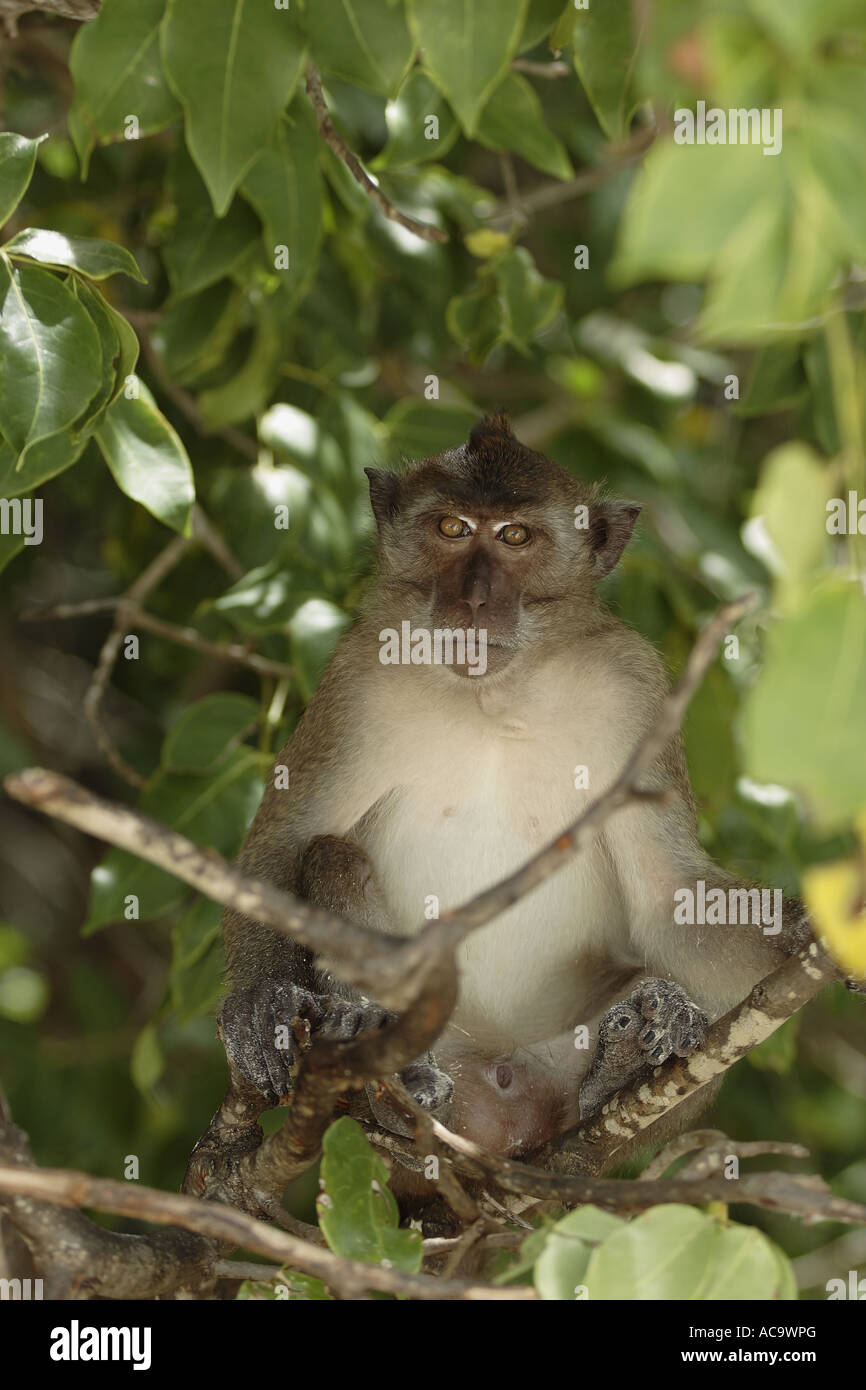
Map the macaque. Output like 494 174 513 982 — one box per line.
220 414 811 1163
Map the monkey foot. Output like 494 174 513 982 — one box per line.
578 979 707 1119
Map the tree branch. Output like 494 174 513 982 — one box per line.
304 64 448 245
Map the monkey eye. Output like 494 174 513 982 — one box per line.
438 515 469 538
499 523 530 546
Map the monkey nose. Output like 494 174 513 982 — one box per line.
461 578 489 625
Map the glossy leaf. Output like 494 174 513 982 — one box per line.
409 0 530 135
162 693 260 771
0 430 88 499
477 72 572 179
0 133 45 227
162 147 260 295
161 0 306 215
5 228 145 283
303 0 415 96
0 257 103 465
373 69 459 169
241 106 323 307
95 378 194 533
69 0 180 175
572 2 641 139
317 1117 423 1271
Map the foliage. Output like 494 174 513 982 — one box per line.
1 0 865 1298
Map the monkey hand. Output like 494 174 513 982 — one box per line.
578 979 707 1120
218 982 392 1106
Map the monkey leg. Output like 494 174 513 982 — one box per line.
577 978 707 1120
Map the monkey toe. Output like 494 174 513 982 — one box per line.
631 979 707 1064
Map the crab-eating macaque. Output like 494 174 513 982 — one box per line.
220 414 813 1164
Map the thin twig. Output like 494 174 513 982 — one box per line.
511 58 571 79
23 600 293 680
486 125 655 227
83 534 191 787
304 64 448 245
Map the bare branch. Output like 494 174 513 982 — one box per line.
0 1156 536 1301
304 64 448 245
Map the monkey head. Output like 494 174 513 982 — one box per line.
364 413 640 677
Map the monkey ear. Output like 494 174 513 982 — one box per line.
589 501 640 578
364 467 401 531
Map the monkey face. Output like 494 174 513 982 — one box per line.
365 415 640 677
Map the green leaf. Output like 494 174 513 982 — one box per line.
161 0 306 215
477 72 572 180
241 106 323 307
317 1117 423 1272
736 345 808 417
747 443 829 599
0 430 88 498
303 0 415 96
288 599 351 701
534 1206 625 1300
494 245 563 344
85 750 264 932
162 146 260 295
613 142 773 286
197 296 283 427
172 895 223 970
4 228 145 283
742 581 866 829
409 0 530 136
519 0 570 52
585 1205 718 1300
95 378 194 533
446 284 508 363
383 399 478 458
698 1224 792 1300
67 278 123 437
0 257 103 466
0 133 45 228
153 281 241 386
172 935 225 1021
162 692 260 771
572 2 641 139
373 69 459 170
69 0 180 177
131 1022 165 1093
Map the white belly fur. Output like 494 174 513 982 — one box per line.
355 656 632 1050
